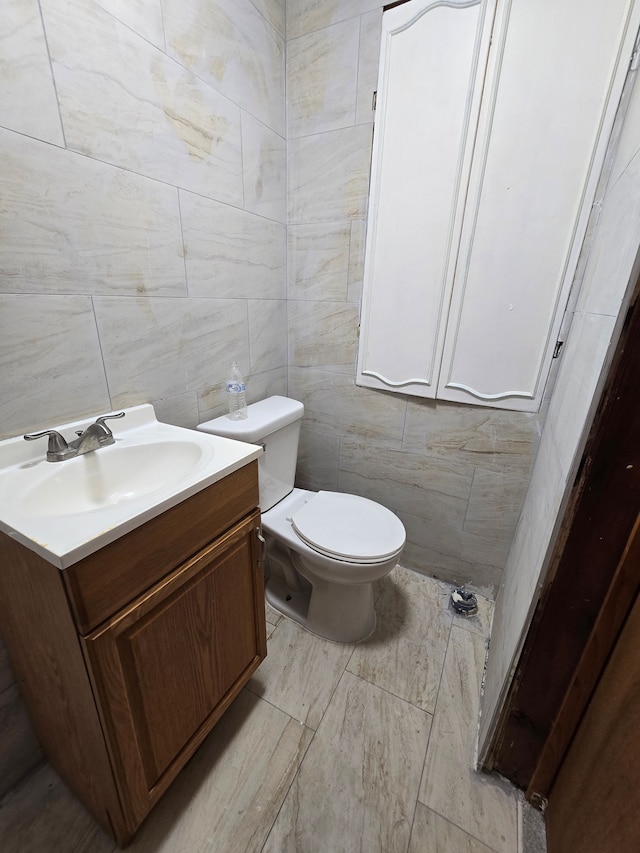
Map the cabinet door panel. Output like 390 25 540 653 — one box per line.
120 566 222 783
83 511 265 827
357 0 495 397
438 0 639 411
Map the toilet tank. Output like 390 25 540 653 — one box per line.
197 396 304 511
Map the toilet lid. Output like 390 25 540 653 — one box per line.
291 491 405 563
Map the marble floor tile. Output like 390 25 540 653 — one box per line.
347 567 452 713
419 626 518 853
0 685 43 800
128 690 312 853
265 600 283 639
409 803 498 853
3 574 535 852
262 671 431 853
0 763 115 853
246 616 355 729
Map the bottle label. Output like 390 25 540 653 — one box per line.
226 381 246 393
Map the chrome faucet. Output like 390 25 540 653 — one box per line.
24 412 126 462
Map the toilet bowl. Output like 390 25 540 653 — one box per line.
197 396 405 642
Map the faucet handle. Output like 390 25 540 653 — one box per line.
94 411 126 436
24 430 74 461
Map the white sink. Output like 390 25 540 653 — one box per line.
0 405 262 568
19 440 204 517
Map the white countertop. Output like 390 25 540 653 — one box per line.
0 405 262 569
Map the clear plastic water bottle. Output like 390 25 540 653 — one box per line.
226 361 248 420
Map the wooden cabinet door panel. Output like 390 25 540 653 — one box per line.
83 511 265 827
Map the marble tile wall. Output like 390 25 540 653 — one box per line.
0 0 286 795
285 2 541 598
479 71 640 755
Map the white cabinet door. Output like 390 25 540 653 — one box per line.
357 0 497 398
357 0 640 412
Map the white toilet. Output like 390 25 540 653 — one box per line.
198 396 405 642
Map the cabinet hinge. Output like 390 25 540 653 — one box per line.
372 90 377 111
553 340 564 359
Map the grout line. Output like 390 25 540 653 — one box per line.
37 0 67 149
414 605 454 811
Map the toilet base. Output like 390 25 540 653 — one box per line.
265 575 376 643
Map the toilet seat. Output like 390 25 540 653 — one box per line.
291 491 405 564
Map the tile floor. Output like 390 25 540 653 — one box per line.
0 567 546 852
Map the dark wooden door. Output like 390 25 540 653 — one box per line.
546 517 640 852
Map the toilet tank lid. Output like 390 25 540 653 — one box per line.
197 395 304 443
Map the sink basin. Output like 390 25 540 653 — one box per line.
0 404 262 568
20 440 204 517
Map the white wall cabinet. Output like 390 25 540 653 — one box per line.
357 0 640 412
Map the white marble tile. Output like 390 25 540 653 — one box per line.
574 86 640 319
0 0 64 145
0 763 115 853
546 310 617 471
464 469 530 543
246 617 354 730
0 685 43 800
355 10 382 126
151 392 200 429
403 399 541 479
0 295 110 441
295 427 340 492
338 438 474 529
409 803 498 853
94 296 249 409
399 511 504 599
241 112 286 223
348 567 452 713
347 219 367 303
287 0 383 40
197 365 287 423
163 0 285 135
126 690 312 853
288 367 406 448
96 0 165 48
181 191 285 300
265 601 283 640
287 222 351 301
248 299 287 374
288 124 372 223
42 0 243 205
262 671 431 853
288 300 359 373
250 0 285 36
244 366 288 404
604 60 640 192
0 129 186 298
479 430 566 751
287 19 359 138
420 627 518 853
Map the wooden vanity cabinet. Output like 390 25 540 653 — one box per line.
0 461 266 846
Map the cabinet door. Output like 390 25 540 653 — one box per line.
357 0 640 412
437 0 640 411
357 0 496 398
82 511 266 831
